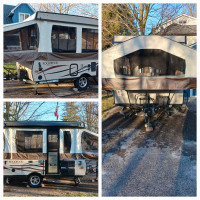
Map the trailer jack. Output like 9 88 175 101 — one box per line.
144 109 154 132
74 177 81 186
35 83 39 95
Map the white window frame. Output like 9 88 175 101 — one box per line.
19 12 30 22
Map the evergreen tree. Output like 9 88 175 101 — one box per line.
62 102 98 132
62 102 81 121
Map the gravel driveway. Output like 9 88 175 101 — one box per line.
4 79 98 98
102 97 196 196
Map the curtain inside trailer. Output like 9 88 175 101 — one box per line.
51 25 76 53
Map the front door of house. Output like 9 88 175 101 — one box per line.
47 128 59 174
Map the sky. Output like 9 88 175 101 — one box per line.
4 102 92 121
5 102 67 121
4 3 98 18
35 102 66 121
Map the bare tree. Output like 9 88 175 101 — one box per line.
102 3 184 50
32 3 98 18
4 102 52 121
182 3 197 17
79 102 98 133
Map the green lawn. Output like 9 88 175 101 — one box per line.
4 63 17 74
102 90 115 119
4 192 98 197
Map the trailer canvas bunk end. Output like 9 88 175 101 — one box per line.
4 11 98 93
4 121 98 187
102 35 196 131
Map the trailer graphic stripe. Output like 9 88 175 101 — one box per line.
4 166 43 172
46 68 70 75
37 65 67 74
61 67 90 77
44 65 90 76
45 66 80 75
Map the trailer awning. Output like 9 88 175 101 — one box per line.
4 121 85 128
102 77 196 90
4 51 98 63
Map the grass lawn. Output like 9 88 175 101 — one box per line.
102 90 115 119
4 192 98 197
4 63 17 74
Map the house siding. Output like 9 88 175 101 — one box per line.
156 15 196 33
12 4 34 23
187 36 197 46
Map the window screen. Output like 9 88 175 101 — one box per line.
114 49 186 77
51 25 76 53
82 28 98 52
81 132 98 153
63 131 71 153
16 130 43 153
4 24 39 51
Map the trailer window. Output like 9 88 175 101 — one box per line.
114 49 186 76
82 28 98 52
52 25 76 53
63 131 71 153
4 24 39 51
16 130 43 153
81 132 98 153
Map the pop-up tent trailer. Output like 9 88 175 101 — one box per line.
4 11 98 93
102 35 196 131
4 121 98 187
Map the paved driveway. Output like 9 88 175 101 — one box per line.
102 98 196 196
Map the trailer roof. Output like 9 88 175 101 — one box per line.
35 11 98 27
4 121 85 128
4 11 98 32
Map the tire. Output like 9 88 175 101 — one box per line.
28 174 43 188
74 76 88 90
74 177 81 186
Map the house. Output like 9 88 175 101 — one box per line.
154 14 197 48
4 3 35 24
154 14 197 97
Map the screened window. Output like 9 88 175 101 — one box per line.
4 24 39 51
16 130 43 153
63 131 71 153
114 49 186 77
81 132 98 153
51 25 76 53
82 28 98 52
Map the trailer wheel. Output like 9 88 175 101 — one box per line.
74 76 88 90
74 177 81 186
28 174 43 188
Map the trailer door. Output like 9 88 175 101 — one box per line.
47 128 59 174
